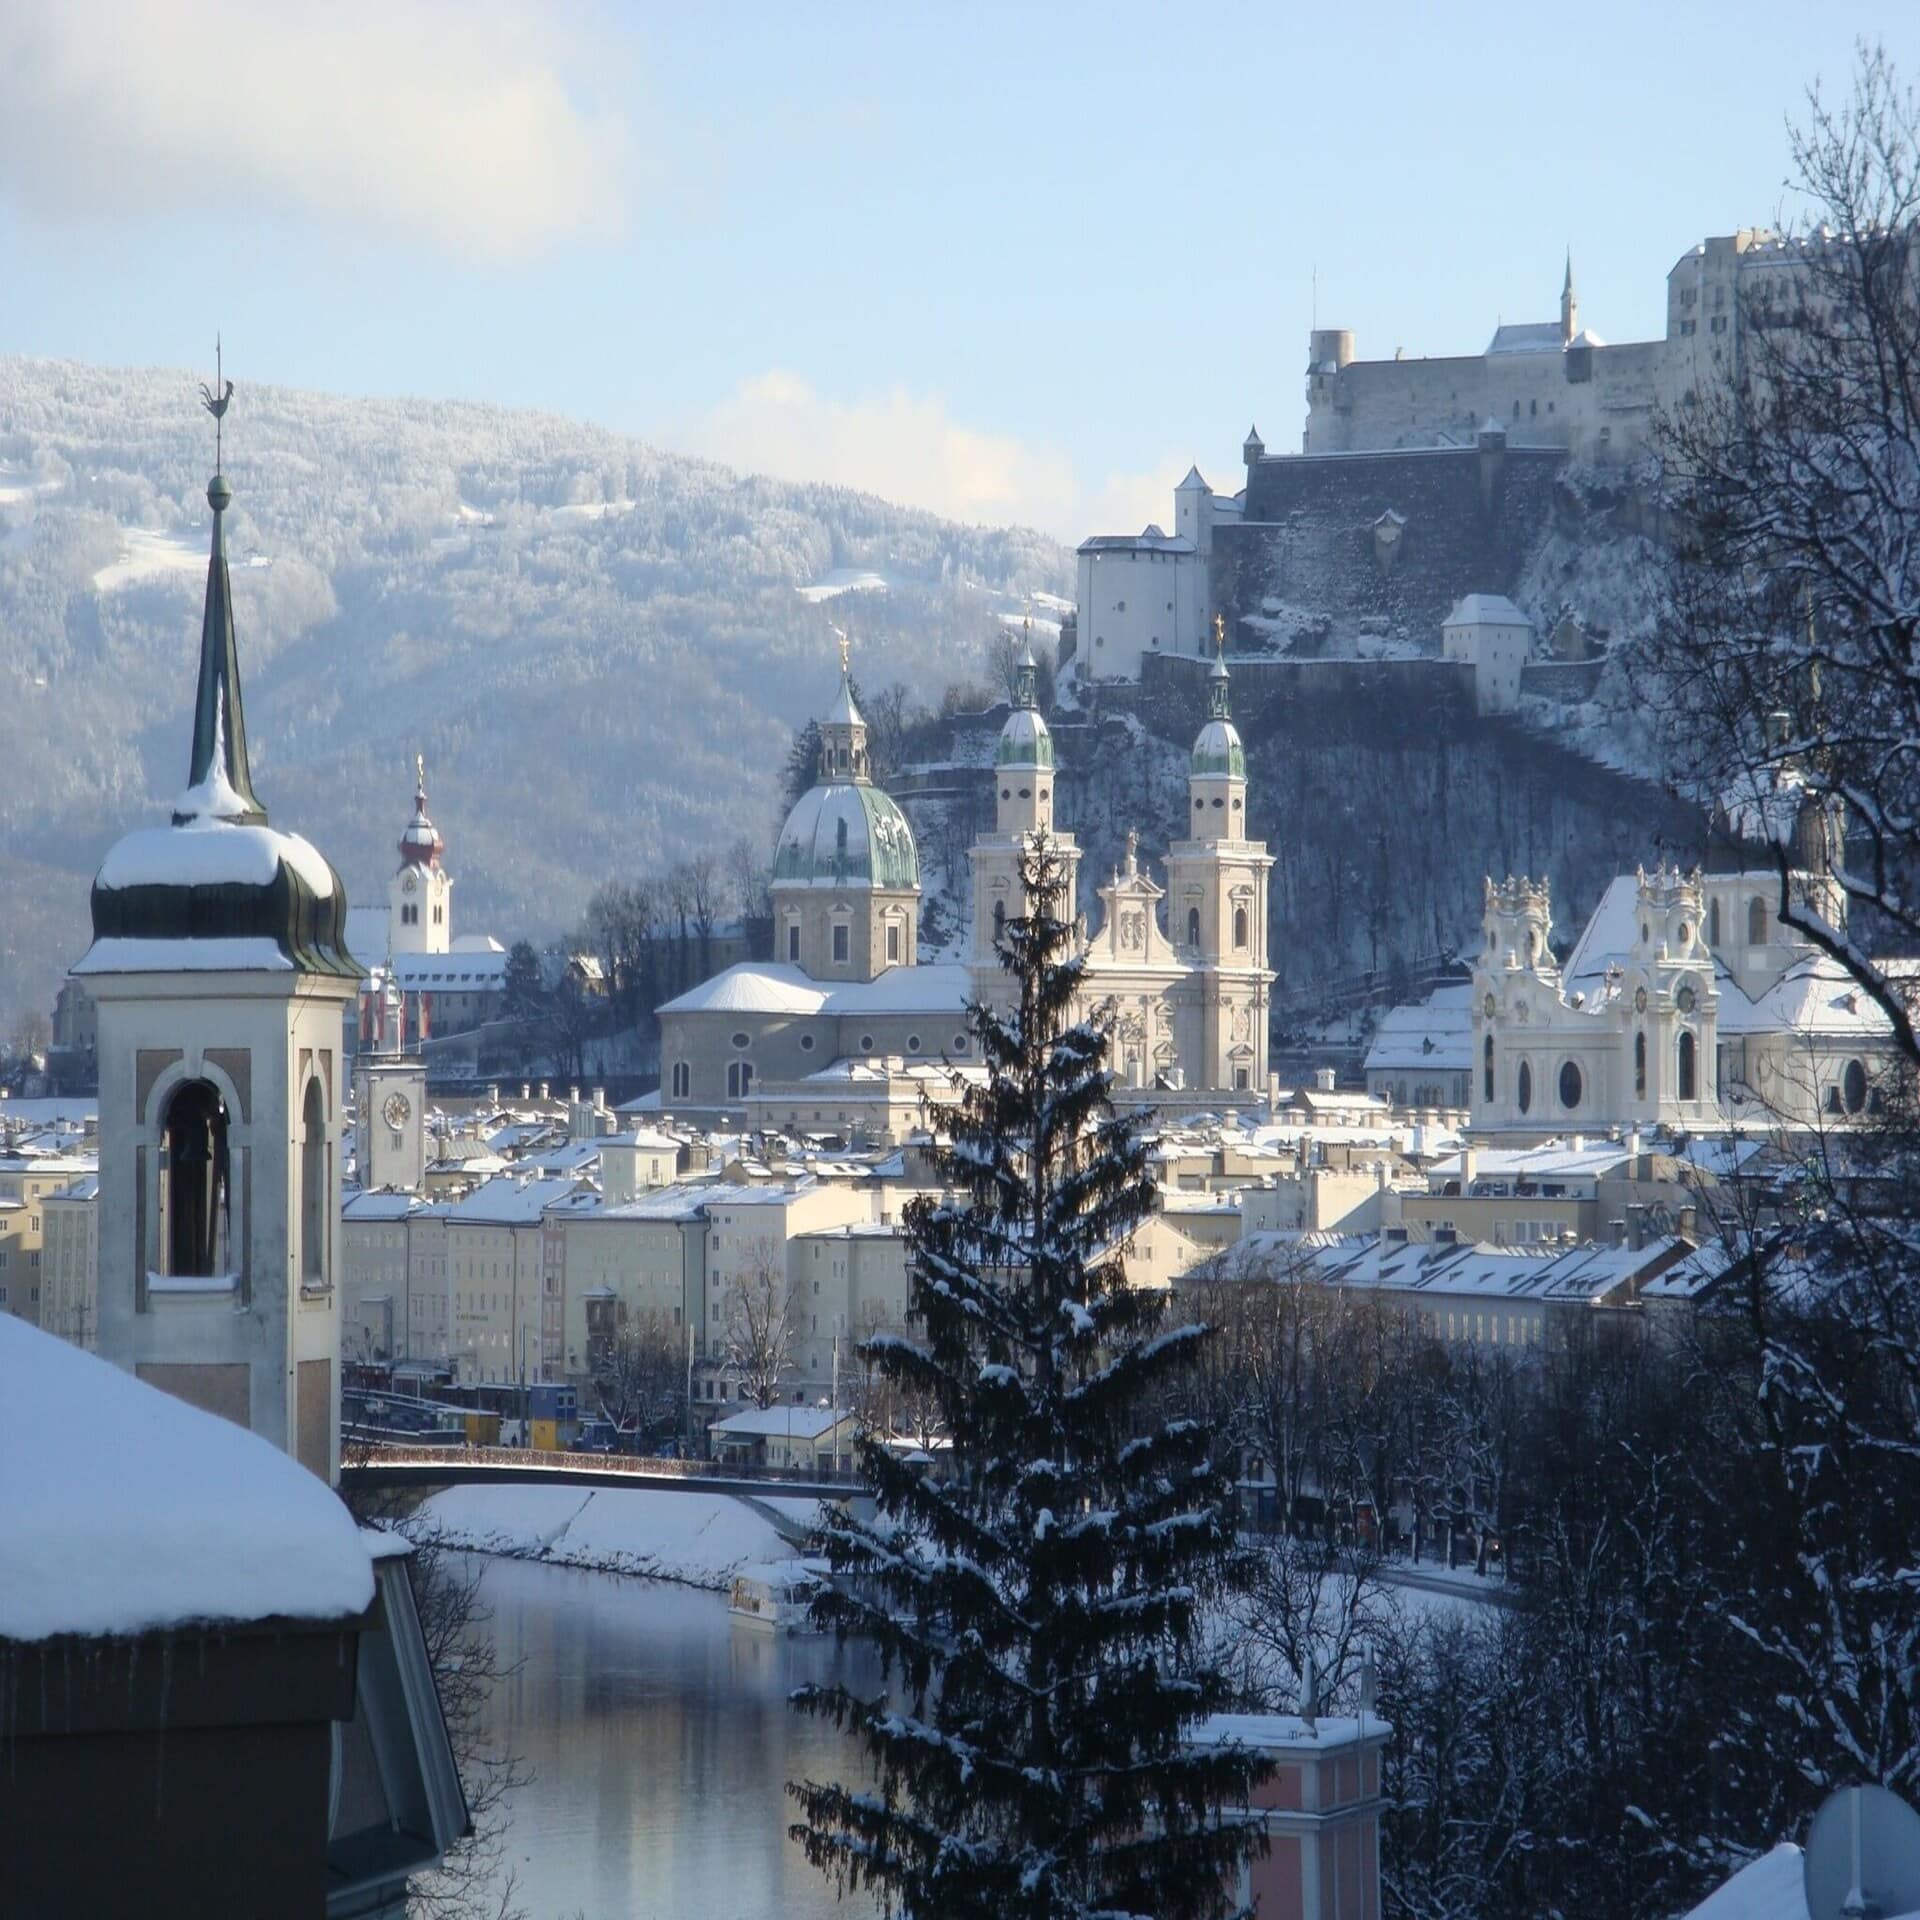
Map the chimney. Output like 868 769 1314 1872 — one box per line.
1460 1145 1477 1189
539 1081 551 1101
1625 1203 1649 1252
1315 1067 1337 1092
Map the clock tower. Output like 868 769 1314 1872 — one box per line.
388 756 451 955
354 971 427 1193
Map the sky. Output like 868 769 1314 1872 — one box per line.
1 0 1915 542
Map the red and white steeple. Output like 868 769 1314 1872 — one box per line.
389 753 452 955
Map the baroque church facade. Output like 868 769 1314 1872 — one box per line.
657 640 1273 1131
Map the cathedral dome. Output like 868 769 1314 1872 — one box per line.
1190 717 1245 778
996 707 1054 769
773 783 920 891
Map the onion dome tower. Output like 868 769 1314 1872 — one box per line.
390 754 452 955
75 351 356 1483
969 624 1081 976
771 633 920 980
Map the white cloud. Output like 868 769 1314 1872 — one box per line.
0 0 634 262
675 372 1196 544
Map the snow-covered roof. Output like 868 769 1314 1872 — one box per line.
709 1404 855 1440
1485 320 1566 355
442 1174 586 1225
1076 530 1197 555
1442 592 1531 629
97 819 336 898
344 1189 425 1221
0 1314 374 1642
1682 1843 1808 1920
74 935 297 976
658 960 972 1020
1560 873 1640 991
1364 984 1473 1073
1189 1710 1391 1753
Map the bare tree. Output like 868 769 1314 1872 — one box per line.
722 1239 798 1408
591 1306 685 1444
726 835 773 958
12 1008 50 1064
1655 44 1920 1062
684 850 726 981
983 619 1056 708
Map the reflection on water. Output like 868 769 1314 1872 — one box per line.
466 1554 884 1920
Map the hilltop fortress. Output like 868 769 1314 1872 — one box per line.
1077 229 1829 683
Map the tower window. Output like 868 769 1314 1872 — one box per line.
160 1080 230 1278
1844 1058 1868 1115
1677 1030 1697 1102
432 904 443 925
670 1062 690 1099
1517 1061 1533 1115
1634 1030 1647 1096
727 1061 754 1100
300 1078 328 1290
1558 1060 1582 1111
1187 907 1200 947
1748 896 1768 946
1233 907 1249 949
1482 1035 1494 1103
832 924 850 964
887 923 901 963
993 900 1006 944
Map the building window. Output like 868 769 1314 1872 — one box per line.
992 900 1006 944
1516 1060 1533 1115
670 1062 690 1099
1233 907 1248 949
799 1033 816 1052
1482 1035 1494 1103
1234 1067 1250 1091
1748 896 1768 946
1844 1058 1869 1115
300 1078 328 1289
1677 1030 1697 1102
953 1035 969 1054
832 923 850 964
160 1080 230 1278
1187 906 1201 947
787 923 800 962
907 1034 922 1055
1634 1030 1647 1097
730 1031 750 1050
859 1033 873 1053
1558 1060 1582 1111
1709 899 1721 948
886 923 901 963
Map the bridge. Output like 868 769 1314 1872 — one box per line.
340 1443 866 1511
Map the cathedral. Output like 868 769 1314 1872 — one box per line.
656 636 1274 1131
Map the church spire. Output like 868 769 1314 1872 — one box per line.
1561 249 1578 344
174 342 265 827
1208 613 1232 720
818 624 871 782
1013 618 1038 710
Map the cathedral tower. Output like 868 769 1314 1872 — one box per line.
969 632 1081 989
1164 636 1273 1091
354 971 428 1194
76 391 359 1482
389 755 451 955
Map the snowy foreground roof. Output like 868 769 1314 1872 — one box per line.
0 1314 373 1642
1682 1843 1808 1920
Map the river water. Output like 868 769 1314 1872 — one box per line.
465 1554 885 1919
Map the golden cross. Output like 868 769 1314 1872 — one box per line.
1213 612 1226 655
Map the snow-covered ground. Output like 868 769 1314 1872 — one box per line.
404 1483 800 1590
92 526 206 592
796 567 893 602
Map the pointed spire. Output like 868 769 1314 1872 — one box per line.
1563 247 1574 297
1208 613 1231 719
173 365 265 826
1013 617 1038 710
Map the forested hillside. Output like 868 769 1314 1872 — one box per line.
0 357 1070 1027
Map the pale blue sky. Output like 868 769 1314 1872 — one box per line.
1 1 1912 536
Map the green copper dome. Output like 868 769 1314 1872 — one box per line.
1190 718 1245 779
995 708 1055 769
773 782 920 891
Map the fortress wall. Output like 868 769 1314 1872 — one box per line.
1222 445 1567 645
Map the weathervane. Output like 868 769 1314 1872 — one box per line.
199 334 234 471
832 623 850 677
416 751 427 797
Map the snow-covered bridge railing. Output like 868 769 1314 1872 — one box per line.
339 1443 865 1505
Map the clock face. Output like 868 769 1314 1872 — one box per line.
1635 987 1648 1013
402 872 417 895
382 1092 412 1132
1676 984 1698 1014
1483 992 1497 1019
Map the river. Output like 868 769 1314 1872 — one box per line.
464 1554 886 1919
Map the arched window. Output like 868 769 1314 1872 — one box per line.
992 899 1006 944
727 1061 754 1100
1558 1060 1582 1111
1233 907 1249 949
1516 1060 1533 1115
1708 899 1721 948
1748 895 1768 946
1634 1030 1647 1097
1482 1035 1494 1103
1187 906 1201 947
1844 1058 1868 1114
670 1062 690 1100
161 1080 230 1278
300 1079 327 1289
1677 1030 1697 1102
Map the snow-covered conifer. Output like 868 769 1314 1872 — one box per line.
789 833 1267 1920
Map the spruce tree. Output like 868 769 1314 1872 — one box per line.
789 834 1269 1920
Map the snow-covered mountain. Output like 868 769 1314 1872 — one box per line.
0 357 1071 1028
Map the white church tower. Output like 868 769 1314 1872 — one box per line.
354 971 428 1193
75 387 359 1483
1164 634 1274 1091
968 632 1081 1001
389 755 451 954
